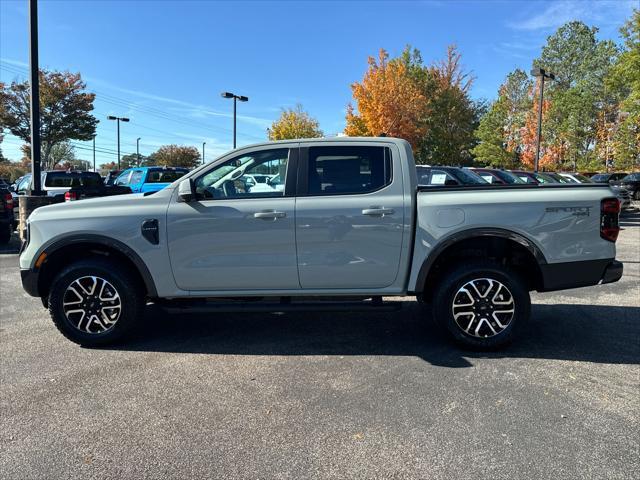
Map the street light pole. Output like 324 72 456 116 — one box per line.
107 115 129 170
531 68 555 172
221 92 249 149
136 137 141 166
202 142 206 164
28 0 42 195
92 135 96 172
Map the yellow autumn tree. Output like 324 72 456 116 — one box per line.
268 104 323 140
344 49 428 148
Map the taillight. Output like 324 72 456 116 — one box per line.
600 197 621 242
3 193 12 211
65 191 77 202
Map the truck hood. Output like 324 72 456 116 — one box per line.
28 188 172 221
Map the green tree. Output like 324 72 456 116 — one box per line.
533 21 618 169
473 69 532 168
148 145 200 168
268 104 323 140
416 46 481 165
0 70 98 168
606 9 640 170
120 153 147 169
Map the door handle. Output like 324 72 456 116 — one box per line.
253 210 286 220
362 207 395 217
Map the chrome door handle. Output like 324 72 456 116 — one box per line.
253 210 286 219
362 207 395 216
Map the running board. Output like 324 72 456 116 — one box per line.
158 297 402 314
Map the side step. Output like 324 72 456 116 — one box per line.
158 296 402 314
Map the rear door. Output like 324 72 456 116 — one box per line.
295 143 405 289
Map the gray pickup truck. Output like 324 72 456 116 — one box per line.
19 137 623 348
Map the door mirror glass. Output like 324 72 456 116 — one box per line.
177 178 196 202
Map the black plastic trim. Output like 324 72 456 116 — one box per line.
141 219 159 245
31 234 158 297
539 258 622 291
418 183 611 193
414 228 547 293
20 268 39 297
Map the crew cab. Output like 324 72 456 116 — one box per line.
113 166 189 194
19 138 623 349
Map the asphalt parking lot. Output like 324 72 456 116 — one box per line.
1 210 638 479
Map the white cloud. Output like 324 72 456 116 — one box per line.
508 0 636 31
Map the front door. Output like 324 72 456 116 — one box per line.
167 145 299 291
295 144 405 289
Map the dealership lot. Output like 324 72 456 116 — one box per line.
1 211 638 479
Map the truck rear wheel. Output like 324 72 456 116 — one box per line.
47 258 144 347
431 261 530 349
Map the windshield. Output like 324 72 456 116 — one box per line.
534 173 559 183
622 173 640 182
492 170 524 184
591 174 610 182
44 172 103 188
451 168 487 184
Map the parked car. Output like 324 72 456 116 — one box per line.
591 172 629 185
416 165 487 186
113 166 189 194
20 137 623 350
558 172 594 184
468 168 525 185
510 170 561 184
590 172 632 209
12 171 133 221
103 170 122 186
0 186 15 243
619 173 640 200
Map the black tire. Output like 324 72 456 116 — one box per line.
431 260 530 349
47 258 144 347
0 223 11 244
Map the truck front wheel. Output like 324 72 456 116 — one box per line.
431 261 530 349
47 258 144 347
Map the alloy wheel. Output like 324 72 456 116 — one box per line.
451 278 515 338
62 276 122 334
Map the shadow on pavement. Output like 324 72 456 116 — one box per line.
0 233 20 255
110 302 640 368
620 208 640 226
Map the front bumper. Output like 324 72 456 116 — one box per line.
20 268 40 297
540 259 623 291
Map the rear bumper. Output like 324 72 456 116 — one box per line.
540 259 623 292
20 268 40 297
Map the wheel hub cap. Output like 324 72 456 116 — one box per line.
452 278 515 338
62 276 122 334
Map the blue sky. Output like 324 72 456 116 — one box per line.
0 0 636 167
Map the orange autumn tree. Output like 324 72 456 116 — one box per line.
520 79 561 170
345 49 428 148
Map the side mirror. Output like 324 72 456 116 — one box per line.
177 178 196 202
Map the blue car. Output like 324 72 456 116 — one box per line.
113 166 189 194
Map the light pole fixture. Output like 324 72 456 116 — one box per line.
221 91 248 148
202 142 206 164
136 137 141 166
107 115 130 169
28 0 42 194
530 68 555 172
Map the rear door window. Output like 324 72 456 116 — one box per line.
306 146 391 196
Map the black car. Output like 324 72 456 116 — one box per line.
591 172 629 185
0 186 15 244
620 173 640 200
416 166 488 186
104 170 123 186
